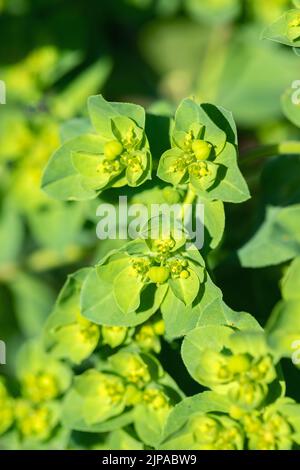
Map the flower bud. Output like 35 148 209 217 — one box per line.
102 325 127 348
190 415 220 444
22 372 59 403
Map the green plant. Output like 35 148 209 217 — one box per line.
1 0 300 452
1 87 300 451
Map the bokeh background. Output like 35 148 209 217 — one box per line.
0 0 299 397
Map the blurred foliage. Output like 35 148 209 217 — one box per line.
0 0 300 450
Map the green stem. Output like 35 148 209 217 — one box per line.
180 185 196 221
183 185 197 205
241 141 300 164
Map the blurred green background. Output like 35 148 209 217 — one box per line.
0 0 299 389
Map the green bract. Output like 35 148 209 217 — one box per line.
41 95 152 200
157 98 250 202
233 398 300 450
80 233 210 337
62 369 128 427
2 30 299 450
14 400 61 444
44 269 100 364
61 349 177 436
267 257 300 358
160 391 244 450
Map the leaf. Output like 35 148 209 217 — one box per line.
261 155 300 206
185 0 241 25
262 9 300 47
239 205 300 267
81 268 167 327
0 201 23 267
27 200 86 250
160 391 230 447
60 118 94 143
62 387 134 432
267 300 300 358
88 94 145 138
174 99 227 155
160 274 222 339
200 198 225 251
134 404 170 448
51 58 112 120
216 26 300 126
196 297 262 331
11 273 55 337
42 134 105 201
181 325 234 384
281 256 300 300
208 143 250 203
104 429 144 450
282 84 300 128
201 103 238 147
113 266 145 313
44 269 99 364
168 269 200 306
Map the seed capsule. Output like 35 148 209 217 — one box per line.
192 140 212 160
104 140 123 160
227 354 251 374
148 266 170 284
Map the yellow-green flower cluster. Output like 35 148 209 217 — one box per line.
189 413 244 450
15 400 58 441
0 379 14 436
198 350 276 410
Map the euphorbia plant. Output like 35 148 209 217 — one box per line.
1 87 300 451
